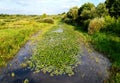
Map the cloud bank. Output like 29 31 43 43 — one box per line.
0 0 105 15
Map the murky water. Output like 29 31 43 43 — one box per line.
0 28 111 83
53 28 63 33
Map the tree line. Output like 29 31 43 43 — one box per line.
63 0 120 35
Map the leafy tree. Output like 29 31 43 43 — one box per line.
78 3 97 20
105 0 120 18
67 6 78 20
96 3 108 17
63 7 78 24
41 13 47 18
77 3 97 30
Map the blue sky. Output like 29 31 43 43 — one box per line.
0 0 105 15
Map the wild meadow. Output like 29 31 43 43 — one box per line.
0 15 53 67
0 0 120 82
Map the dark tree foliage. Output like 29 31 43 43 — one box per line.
63 7 78 24
96 3 108 17
78 3 95 14
63 1 120 32
67 6 78 21
77 3 97 30
105 0 120 18
78 3 96 19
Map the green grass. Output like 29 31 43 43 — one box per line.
89 33 120 67
29 23 81 76
73 24 120 82
75 27 120 82
89 32 120 82
0 15 53 67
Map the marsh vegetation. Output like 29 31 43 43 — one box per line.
0 0 120 82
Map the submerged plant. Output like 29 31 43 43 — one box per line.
29 24 81 76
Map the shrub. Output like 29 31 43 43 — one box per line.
104 15 116 29
78 3 97 20
41 13 47 18
115 18 120 35
105 0 120 18
88 17 105 34
103 16 120 36
0 21 6 25
83 19 91 31
96 3 108 17
62 7 78 25
36 19 43 23
34 16 41 20
67 6 78 20
113 73 120 83
63 17 73 24
42 17 54 24
109 72 120 83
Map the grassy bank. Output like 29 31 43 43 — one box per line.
0 15 53 67
90 32 120 82
29 23 81 76
74 27 120 82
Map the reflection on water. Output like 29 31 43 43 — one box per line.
0 28 111 83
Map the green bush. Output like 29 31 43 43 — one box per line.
36 19 43 23
62 7 78 25
41 13 47 18
113 73 120 83
115 18 120 35
105 0 120 18
83 19 91 31
78 3 97 20
0 21 6 25
36 17 54 24
102 16 120 36
63 17 73 24
109 72 120 83
88 17 105 34
96 3 108 17
42 17 54 24
104 16 116 30
67 6 78 20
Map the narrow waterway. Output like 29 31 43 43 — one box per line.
0 25 111 83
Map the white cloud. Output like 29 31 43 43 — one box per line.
0 0 105 15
